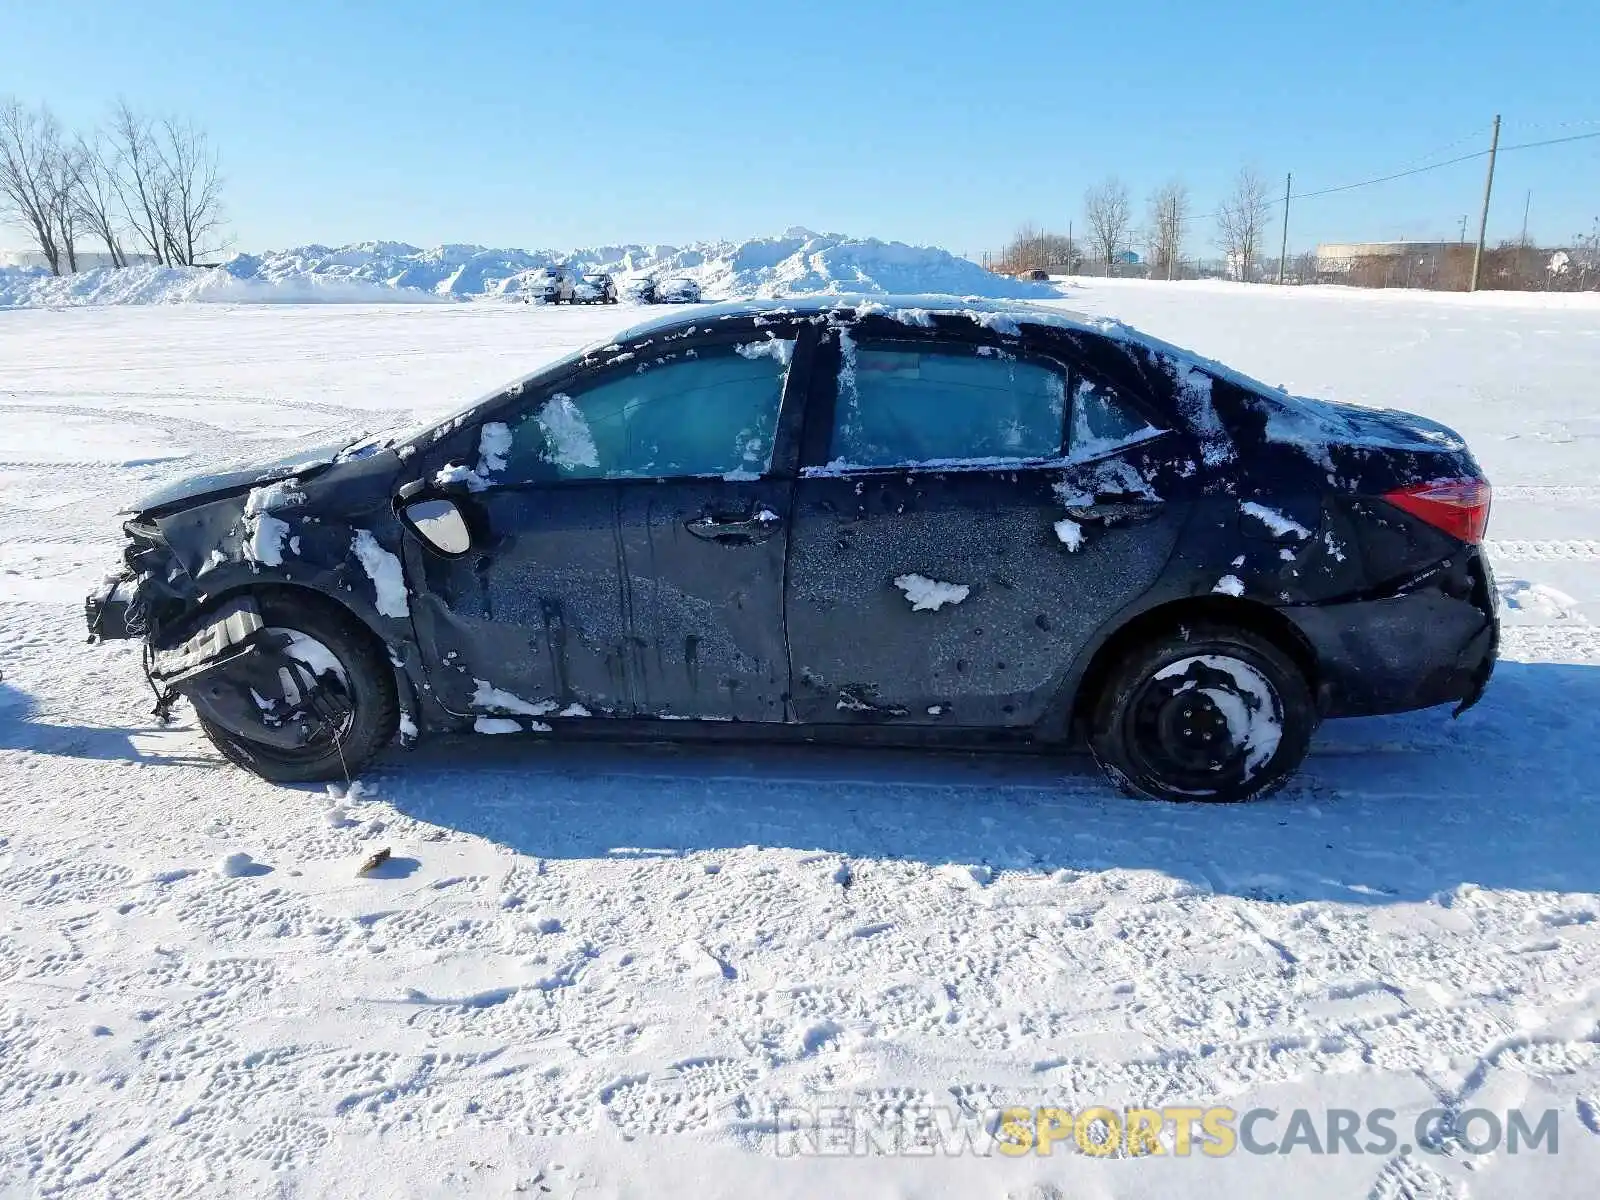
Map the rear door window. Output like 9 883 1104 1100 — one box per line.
828 340 1067 468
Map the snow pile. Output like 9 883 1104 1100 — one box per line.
1 229 1056 307
0 262 445 308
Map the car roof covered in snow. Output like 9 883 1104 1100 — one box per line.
607 293 1099 344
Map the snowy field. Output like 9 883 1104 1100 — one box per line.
1 283 1598 1198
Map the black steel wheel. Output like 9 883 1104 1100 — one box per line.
1089 623 1314 802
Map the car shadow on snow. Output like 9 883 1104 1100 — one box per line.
0 678 223 769
370 660 1600 907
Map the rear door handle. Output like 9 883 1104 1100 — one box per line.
1065 496 1162 525
686 509 783 543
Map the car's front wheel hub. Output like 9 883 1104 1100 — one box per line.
186 628 354 754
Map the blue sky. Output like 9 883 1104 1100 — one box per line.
4 0 1598 257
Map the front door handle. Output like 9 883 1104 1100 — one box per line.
685 509 783 543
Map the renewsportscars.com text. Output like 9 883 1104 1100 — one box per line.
763 1103 1561 1159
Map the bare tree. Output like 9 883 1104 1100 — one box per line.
109 102 170 266
1216 168 1274 282
1084 177 1132 270
1001 223 1075 274
48 138 83 272
70 133 127 267
0 98 66 274
149 117 226 266
1145 180 1189 280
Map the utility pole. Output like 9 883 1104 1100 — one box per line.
1458 215 1469 243
1167 193 1177 280
1278 171 1292 284
1470 114 1501 292
1520 190 1531 248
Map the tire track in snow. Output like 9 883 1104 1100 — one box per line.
1494 485 1600 503
1486 539 1600 562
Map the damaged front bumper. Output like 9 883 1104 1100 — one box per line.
85 572 144 642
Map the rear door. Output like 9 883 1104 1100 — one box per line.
784 318 1184 727
405 326 809 723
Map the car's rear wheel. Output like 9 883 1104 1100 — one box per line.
190 594 398 783
1088 623 1315 802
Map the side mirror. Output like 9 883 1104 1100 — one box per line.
403 498 471 556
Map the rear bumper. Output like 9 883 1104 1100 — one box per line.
1286 550 1498 719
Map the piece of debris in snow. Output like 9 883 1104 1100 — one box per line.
474 717 524 734
1154 654 1283 775
351 530 409 617
536 394 599 469
217 852 267 878
734 336 796 365
893 573 970 611
477 420 512 476
1213 575 1245 596
1240 500 1312 540
358 847 392 876
1231 555 1246 567
472 679 558 717
1053 518 1084 551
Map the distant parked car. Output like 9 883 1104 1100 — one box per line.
625 277 659 304
1019 269 1050 281
85 295 1497 803
655 276 701 304
572 273 618 304
523 267 575 304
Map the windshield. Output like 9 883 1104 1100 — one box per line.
380 342 598 455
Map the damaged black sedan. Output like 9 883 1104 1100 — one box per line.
86 296 1497 802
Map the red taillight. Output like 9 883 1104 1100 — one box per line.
1383 478 1492 544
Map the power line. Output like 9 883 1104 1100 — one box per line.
1499 128 1600 153
1288 148 1489 202
1175 126 1600 226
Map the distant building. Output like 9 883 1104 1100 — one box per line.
1315 241 1455 273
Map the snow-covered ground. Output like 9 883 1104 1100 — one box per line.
1 283 1598 1198
0 230 1053 308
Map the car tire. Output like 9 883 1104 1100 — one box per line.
1088 623 1315 803
194 593 398 784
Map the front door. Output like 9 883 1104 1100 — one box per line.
784 322 1185 727
406 330 806 723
